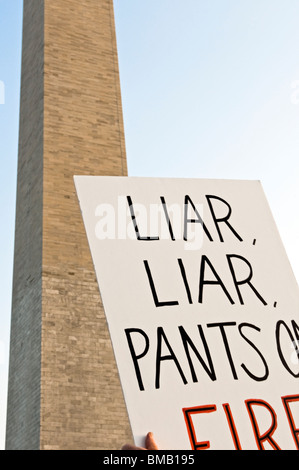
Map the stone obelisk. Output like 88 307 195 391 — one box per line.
6 0 132 450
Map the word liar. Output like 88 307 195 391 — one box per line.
127 194 243 242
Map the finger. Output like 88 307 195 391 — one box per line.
121 444 146 450
145 432 159 450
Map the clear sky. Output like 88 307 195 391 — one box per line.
0 0 298 450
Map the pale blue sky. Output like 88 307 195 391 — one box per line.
0 0 298 449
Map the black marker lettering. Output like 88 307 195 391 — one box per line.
155 327 188 389
226 254 267 305
127 196 159 241
125 328 150 391
238 323 269 381
199 255 235 305
207 322 238 379
184 195 213 242
206 195 243 242
143 260 179 307
179 325 216 382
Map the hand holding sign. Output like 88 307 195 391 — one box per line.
122 432 158 450
75 176 299 450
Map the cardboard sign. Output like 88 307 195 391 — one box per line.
74 176 299 450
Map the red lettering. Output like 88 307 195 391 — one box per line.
182 405 217 450
245 399 281 450
281 394 299 449
183 395 297 450
222 403 242 450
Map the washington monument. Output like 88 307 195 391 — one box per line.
6 0 132 450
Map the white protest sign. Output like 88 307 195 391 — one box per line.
74 176 299 450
